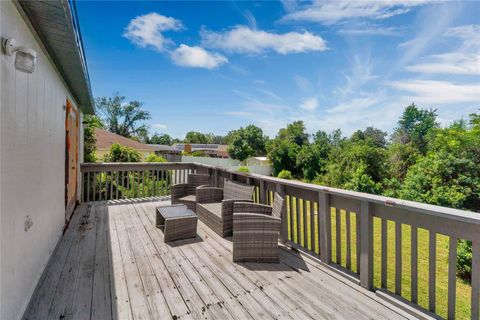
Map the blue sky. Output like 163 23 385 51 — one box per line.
76 0 480 139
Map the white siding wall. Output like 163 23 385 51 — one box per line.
0 2 81 319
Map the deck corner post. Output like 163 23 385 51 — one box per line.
276 183 288 244
360 200 374 290
318 192 331 264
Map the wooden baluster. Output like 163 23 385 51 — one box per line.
356 212 360 273
98 172 102 201
429 231 437 313
411 226 418 303
360 201 373 289
276 184 288 244
303 199 308 250
296 198 302 244
318 192 331 264
87 172 90 202
448 236 457 319
116 171 119 200
381 219 388 288
310 202 316 252
109 171 113 200
395 222 402 296
126 171 130 199
346 211 351 270
288 196 294 241
336 208 341 264
142 170 145 197
259 181 266 204
472 240 480 320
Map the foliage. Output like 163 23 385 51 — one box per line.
148 133 172 145
83 114 104 163
184 131 224 144
392 103 438 154
183 150 204 157
237 166 250 173
295 131 331 181
103 143 141 162
277 170 293 180
227 125 268 161
145 154 167 163
267 121 309 176
96 93 151 141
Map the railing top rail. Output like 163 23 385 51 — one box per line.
192 162 480 225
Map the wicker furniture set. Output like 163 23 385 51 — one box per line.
157 174 284 263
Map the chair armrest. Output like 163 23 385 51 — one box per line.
196 187 223 203
233 202 272 215
222 199 253 219
233 213 281 232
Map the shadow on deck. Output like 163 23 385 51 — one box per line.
23 199 413 320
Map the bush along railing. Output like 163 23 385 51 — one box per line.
80 162 480 319
80 162 201 202
199 163 480 320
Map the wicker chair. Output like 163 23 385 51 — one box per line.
171 173 210 212
232 193 285 263
196 180 255 237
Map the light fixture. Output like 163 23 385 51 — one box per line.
2 38 37 73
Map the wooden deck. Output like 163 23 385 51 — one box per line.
24 199 412 320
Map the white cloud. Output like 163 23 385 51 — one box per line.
123 13 183 51
170 45 228 69
201 26 328 54
389 80 480 104
299 96 319 110
224 111 254 117
152 123 168 130
338 26 402 36
280 0 434 25
406 24 480 75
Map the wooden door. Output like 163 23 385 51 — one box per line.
65 99 78 221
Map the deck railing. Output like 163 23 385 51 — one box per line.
80 162 480 320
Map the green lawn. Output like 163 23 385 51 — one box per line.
285 197 472 320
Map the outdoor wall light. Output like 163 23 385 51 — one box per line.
2 38 37 73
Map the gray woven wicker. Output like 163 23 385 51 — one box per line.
171 173 210 212
232 193 285 263
196 180 255 237
156 205 198 242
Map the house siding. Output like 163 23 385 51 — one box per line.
0 1 82 319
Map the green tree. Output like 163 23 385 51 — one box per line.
227 125 268 161
96 93 151 141
296 130 331 181
267 121 309 176
103 143 141 162
316 135 387 194
392 103 438 154
149 133 172 145
83 114 104 163
184 131 209 144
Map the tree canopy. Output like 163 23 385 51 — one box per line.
226 125 268 161
96 93 151 141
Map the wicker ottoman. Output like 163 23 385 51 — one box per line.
156 204 198 242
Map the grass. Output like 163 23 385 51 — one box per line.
283 196 472 320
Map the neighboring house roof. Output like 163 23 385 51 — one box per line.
146 144 182 153
17 0 94 114
95 129 155 151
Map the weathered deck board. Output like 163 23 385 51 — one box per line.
23 200 410 320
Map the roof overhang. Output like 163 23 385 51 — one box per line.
17 0 94 114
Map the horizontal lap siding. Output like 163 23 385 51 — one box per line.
0 2 80 319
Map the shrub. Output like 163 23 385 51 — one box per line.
457 239 472 281
145 153 167 163
277 170 292 180
103 143 141 162
237 166 250 173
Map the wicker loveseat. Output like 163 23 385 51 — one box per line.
196 180 255 237
232 193 285 263
171 173 210 212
